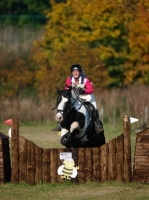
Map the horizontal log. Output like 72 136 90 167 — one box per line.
133 169 149 176
135 142 149 149
133 175 149 183
134 162 149 167
135 148 149 156
134 155 149 163
134 163 149 169
136 135 149 142
137 130 149 135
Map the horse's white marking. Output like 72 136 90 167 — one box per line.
8 128 11 138
70 121 79 133
61 128 69 137
56 96 68 122
57 96 68 111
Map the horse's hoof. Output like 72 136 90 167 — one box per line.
61 137 67 146
60 134 73 147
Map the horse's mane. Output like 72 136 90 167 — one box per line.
57 87 72 97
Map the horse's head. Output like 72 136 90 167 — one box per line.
55 87 72 122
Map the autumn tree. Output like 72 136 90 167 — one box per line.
0 53 35 98
123 0 149 85
34 0 127 96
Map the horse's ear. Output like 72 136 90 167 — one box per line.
56 86 61 93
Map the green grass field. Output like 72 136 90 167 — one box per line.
1 121 149 200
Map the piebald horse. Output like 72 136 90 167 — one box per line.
53 86 106 148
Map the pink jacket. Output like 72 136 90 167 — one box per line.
64 76 93 94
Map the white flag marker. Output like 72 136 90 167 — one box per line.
130 117 139 124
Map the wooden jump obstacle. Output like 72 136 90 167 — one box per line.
0 132 11 184
0 116 132 184
133 128 149 183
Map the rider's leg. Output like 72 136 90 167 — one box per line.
51 124 61 131
89 94 103 133
95 109 103 132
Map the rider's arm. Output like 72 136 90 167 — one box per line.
64 77 71 90
84 78 93 94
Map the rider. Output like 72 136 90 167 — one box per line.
52 64 103 132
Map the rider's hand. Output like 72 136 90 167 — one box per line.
78 88 85 94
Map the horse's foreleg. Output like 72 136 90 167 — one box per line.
70 121 79 133
61 128 69 137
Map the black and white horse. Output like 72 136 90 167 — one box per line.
53 86 106 148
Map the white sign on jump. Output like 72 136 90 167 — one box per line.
60 152 72 160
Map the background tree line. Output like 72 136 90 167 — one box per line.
0 0 149 99
0 0 65 25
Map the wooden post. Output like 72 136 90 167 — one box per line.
100 144 108 183
85 148 93 182
92 147 100 182
108 138 116 181
19 136 27 182
57 148 65 183
78 148 85 184
50 149 57 183
35 145 43 184
27 140 35 185
116 134 124 182
11 117 19 183
43 149 50 182
123 115 132 182
71 148 78 184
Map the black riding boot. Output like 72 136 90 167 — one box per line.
51 124 61 131
95 110 103 133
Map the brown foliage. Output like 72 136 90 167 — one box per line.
0 84 149 129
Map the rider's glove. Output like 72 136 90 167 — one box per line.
78 89 85 94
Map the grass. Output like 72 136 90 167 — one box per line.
0 120 147 200
0 181 149 200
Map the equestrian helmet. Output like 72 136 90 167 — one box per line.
70 64 82 73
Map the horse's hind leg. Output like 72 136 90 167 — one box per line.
70 121 79 133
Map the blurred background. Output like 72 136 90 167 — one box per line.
0 0 149 131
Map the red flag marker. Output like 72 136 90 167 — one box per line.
4 119 13 125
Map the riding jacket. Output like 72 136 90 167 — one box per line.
64 75 93 94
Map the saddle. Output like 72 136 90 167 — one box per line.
83 101 97 122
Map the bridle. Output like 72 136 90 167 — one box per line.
56 89 77 118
